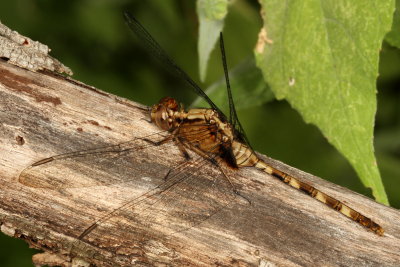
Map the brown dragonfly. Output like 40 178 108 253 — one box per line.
19 12 383 243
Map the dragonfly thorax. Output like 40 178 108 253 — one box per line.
150 97 235 145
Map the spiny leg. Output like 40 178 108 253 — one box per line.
142 133 173 147
177 137 250 204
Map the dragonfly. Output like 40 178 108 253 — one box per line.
19 11 383 245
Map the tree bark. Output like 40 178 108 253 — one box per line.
0 21 72 75
1 44 400 267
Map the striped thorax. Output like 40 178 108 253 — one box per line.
151 97 235 156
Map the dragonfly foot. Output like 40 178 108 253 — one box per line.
234 189 251 205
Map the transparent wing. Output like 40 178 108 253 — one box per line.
78 151 236 242
123 12 226 119
218 33 253 149
20 123 237 242
18 130 174 190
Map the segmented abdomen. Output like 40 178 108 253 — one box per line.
232 141 384 236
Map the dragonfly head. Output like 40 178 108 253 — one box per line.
151 97 180 130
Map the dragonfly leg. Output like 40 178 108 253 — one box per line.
177 137 250 204
177 137 218 166
174 137 191 160
161 138 193 181
163 169 173 181
216 161 251 205
142 133 173 146
234 190 251 205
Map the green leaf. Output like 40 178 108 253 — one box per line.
192 58 274 112
197 0 228 82
255 1 395 204
385 0 400 48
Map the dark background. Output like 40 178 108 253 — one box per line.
0 1 399 266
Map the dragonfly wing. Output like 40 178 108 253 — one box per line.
218 33 253 149
141 155 236 235
80 152 237 240
18 131 175 190
123 12 226 119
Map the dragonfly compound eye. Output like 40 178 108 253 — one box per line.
150 105 174 130
159 96 179 111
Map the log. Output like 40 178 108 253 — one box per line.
1 43 400 267
0 20 72 75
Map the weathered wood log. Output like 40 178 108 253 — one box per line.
0 20 72 75
1 57 400 266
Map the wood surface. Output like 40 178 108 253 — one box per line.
1 59 400 267
0 21 72 75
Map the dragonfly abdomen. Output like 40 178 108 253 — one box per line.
252 159 384 236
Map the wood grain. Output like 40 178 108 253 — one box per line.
1 60 400 267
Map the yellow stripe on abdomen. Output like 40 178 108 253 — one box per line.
253 160 384 236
